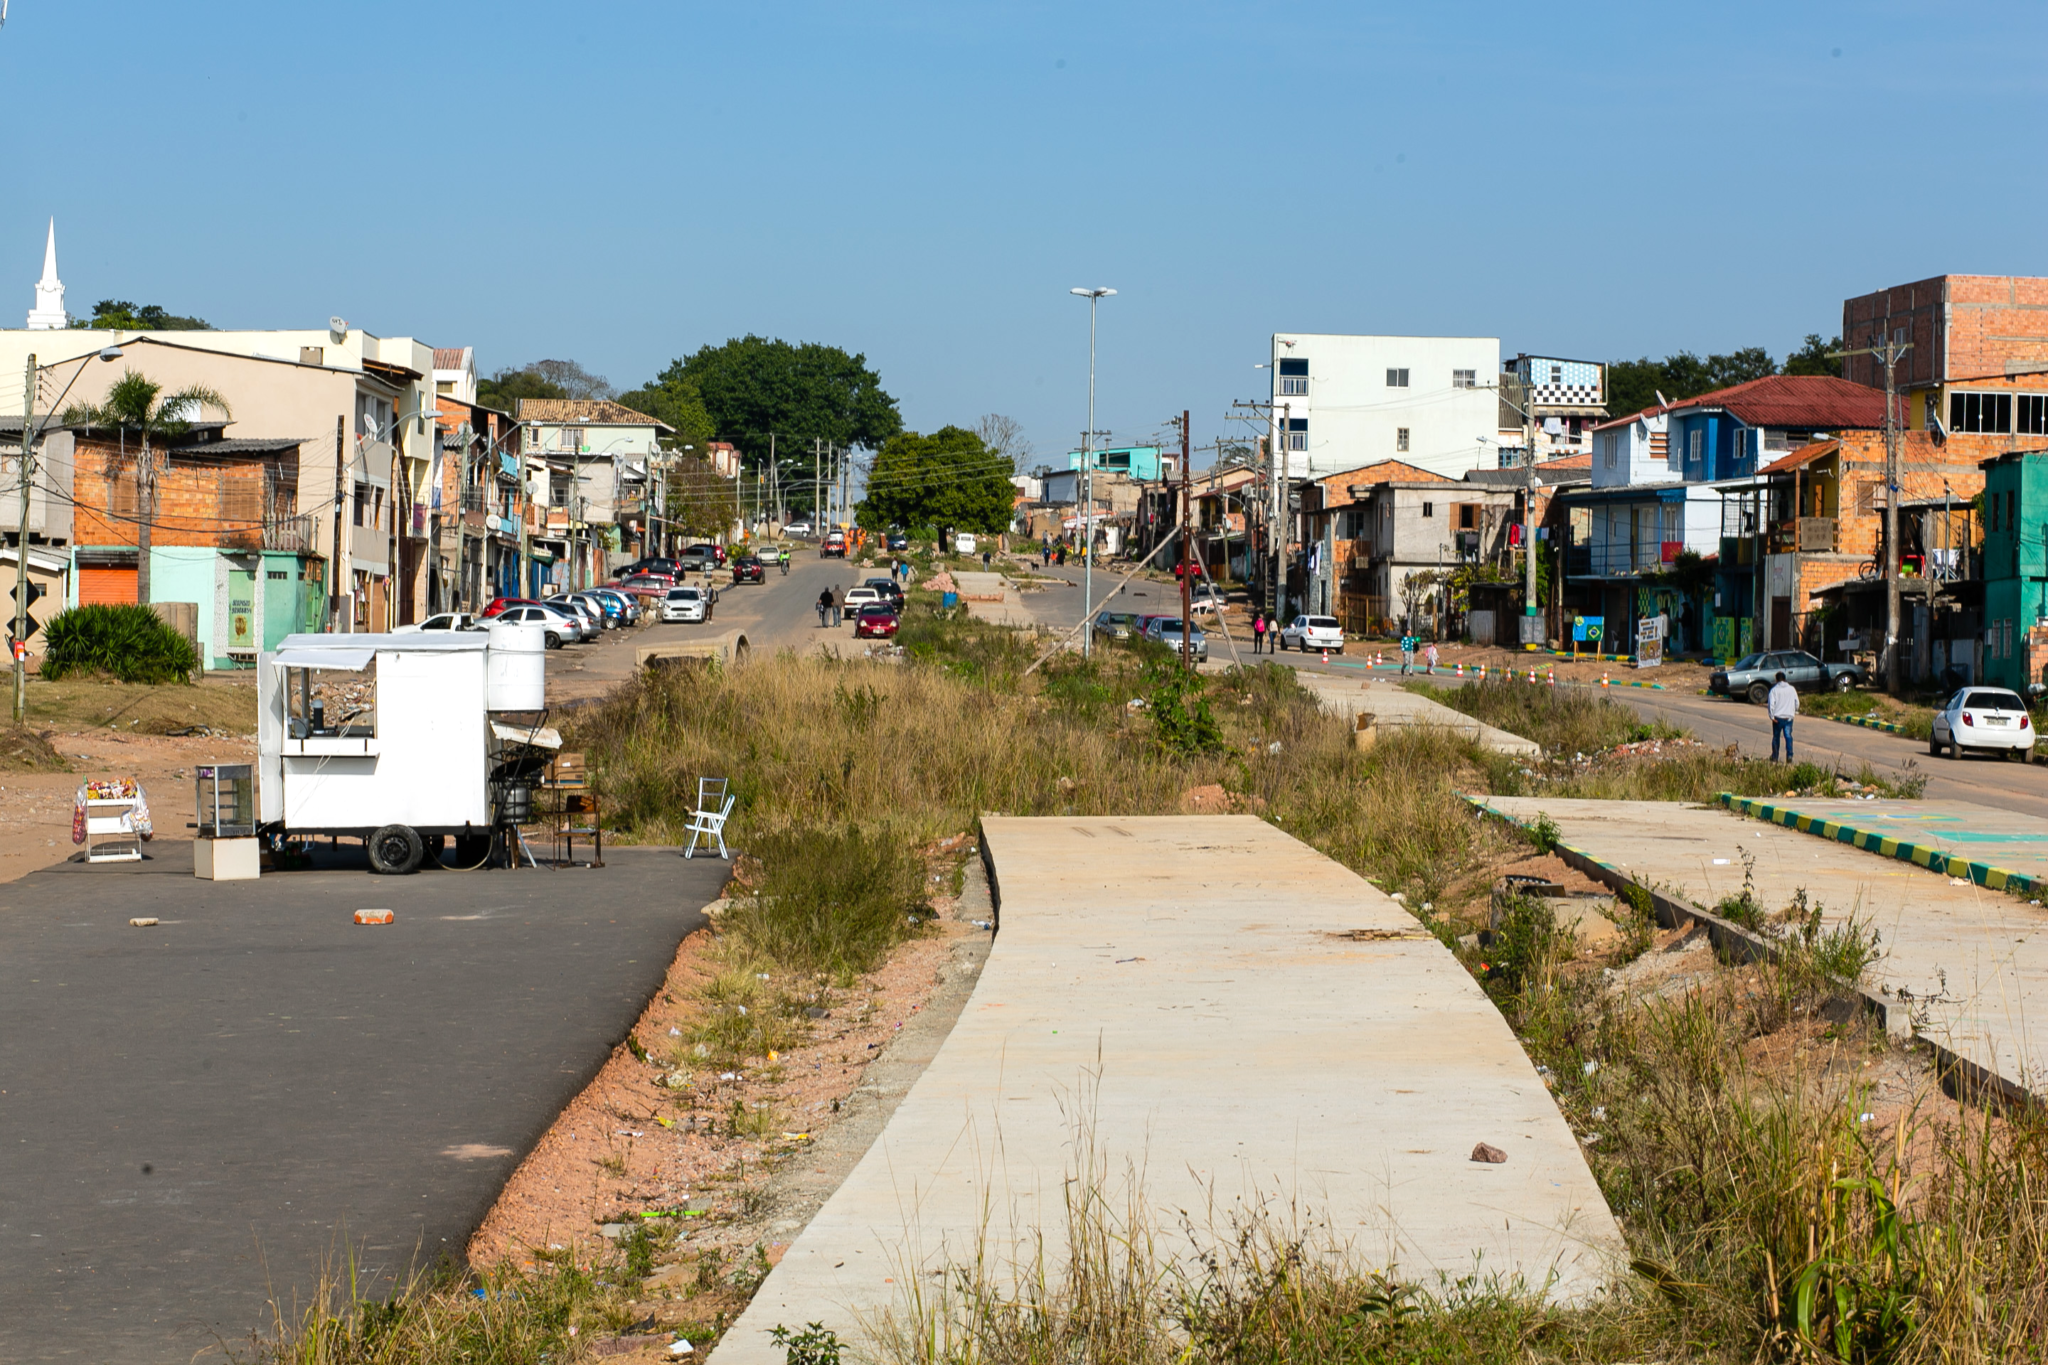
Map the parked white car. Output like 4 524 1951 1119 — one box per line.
843 586 884 612
1931 687 2035 761
661 586 710 624
1278 614 1344 653
392 611 481 634
491 604 578 648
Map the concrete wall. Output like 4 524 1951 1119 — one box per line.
1268 333 1500 480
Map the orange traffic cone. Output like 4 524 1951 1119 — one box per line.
1602 672 1611 688
1455 662 1465 678
1321 648 1329 663
1547 667 1556 686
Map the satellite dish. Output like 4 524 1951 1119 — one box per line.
328 316 348 341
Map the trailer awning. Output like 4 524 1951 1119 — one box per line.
270 647 376 671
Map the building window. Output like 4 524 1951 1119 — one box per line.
1950 391 2014 434
2019 393 2048 436
1421 501 1434 518
1285 417 1307 452
1278 357 1308 396
352 485 366 527
1386 368 1409 388
1451 369 1475 389
1603 434 1617 468
1550 365 1563 385
1688 430 1703 466
561 426 586 451
1395 427 1410 452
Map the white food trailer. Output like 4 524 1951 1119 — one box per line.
256 626 553 873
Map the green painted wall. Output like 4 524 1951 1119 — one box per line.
1981 453 2048 690
148 548 221 666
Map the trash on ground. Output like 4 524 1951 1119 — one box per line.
129 917 158 927
353 908 395 925
1470 1142 1508 1164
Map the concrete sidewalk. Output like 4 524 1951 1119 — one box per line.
951 570 1036 627
1720 793 2048 896
709 816 1619 1363
1477 797 2048 1100
1294 671 1541 756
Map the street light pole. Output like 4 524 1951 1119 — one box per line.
12 346 121 721
1070 286 1115 657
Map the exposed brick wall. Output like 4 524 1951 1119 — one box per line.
71 435 288 550
1843 275 2048 389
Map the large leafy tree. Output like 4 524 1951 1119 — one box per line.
477 359 614 413
1606 346 1780 418
73 300 210 331
659 336 901 510
1781 334 1844 378
857 426 1013 534
615 372 717 453
64 371 232 605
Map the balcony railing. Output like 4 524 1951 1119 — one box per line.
1565 541 1678 577
264 512 318 553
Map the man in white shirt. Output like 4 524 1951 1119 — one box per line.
1767 671 1799 762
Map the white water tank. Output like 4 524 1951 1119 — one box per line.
485 621 546 711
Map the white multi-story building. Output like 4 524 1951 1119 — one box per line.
1267 332 1500 481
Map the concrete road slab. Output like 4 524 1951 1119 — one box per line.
709 816 1619 1364
1295 672 1540 755
1 844 724 1363
1478 796 2048 1100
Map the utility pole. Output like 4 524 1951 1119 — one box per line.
329 415 347 630
13 353 35 722
1832 337 1912 692
1272 400 1288 625
1179 411 1193 671
1521 373 1539 650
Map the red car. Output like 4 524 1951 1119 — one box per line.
482 597 541 618
730 556 765 584
853 604 899 639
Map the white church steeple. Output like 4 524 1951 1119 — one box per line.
25 218 66 330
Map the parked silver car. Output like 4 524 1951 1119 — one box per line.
1145 616 1208 662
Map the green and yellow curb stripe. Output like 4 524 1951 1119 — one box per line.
1822 713 1908 735
1716 793 2042 897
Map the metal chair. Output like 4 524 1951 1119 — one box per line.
683 778 734 860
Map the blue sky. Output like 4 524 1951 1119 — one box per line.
3 2 2042 465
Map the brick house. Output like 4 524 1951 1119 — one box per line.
1744 431 1985 676
1843 275 2048 441
69 421 321 667
1306 459 1522 636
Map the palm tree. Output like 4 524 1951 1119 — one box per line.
65 371 230 604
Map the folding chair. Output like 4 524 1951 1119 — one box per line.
683 778 735 860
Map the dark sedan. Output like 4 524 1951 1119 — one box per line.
731 555 765 584
1709 650 1864 703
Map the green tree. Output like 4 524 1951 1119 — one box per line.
616 372 717 453
857 426 1013 535
72 299 211 330
667 336 902 511
64 370 231 605
1606 347 1781 417
661 453 739 539
1782 333 1844 378
476 359 615 414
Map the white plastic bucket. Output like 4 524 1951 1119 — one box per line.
485 620 546 711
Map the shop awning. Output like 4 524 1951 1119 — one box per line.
270 647 375 671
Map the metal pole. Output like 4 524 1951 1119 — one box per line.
1523 373 1539 650
13 353 35 723
1083 295 1096 657
1882 341 1903 694
329 415 346 630
1272 398 1288 625
1179 411 1192 670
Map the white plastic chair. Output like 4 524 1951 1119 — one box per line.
684 778 734 860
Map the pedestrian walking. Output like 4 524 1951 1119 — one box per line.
1400 634 1417 675
1768 671 1799 762
829 583 844 627
1056 543 1067 567
1042 541 1052 568
1424 641 1439 675
815 589 831 628
982 550 992 571
1251 614 1266 655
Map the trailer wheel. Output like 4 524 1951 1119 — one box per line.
367 824 424 875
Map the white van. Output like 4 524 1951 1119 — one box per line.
955 533 977 555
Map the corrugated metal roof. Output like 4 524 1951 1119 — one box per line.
1598 377 1889 434
1757 439 1841 476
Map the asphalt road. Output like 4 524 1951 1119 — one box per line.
548 553 887 701
1 844 725 1362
